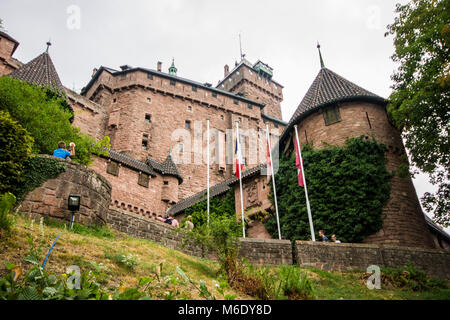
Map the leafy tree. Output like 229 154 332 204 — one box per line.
0 110 34 194
385 0 450 227
265 137 392 243
0 76 109 166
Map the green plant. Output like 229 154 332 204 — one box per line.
0 192 16 233
0 76 110 166
105 250 139 271
276 265 315 300
381 263 448 292
43 217 115 239
265 136 392 243
0 110 34 194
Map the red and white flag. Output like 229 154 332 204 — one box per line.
295 137 304 187
266 134 271 177
235 131 243 179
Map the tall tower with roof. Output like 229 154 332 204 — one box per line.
279 45 434 248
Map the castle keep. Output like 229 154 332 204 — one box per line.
1 31 448 250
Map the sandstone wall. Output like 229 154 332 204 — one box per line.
294 241 450 280
294 101 434 248
19 156 112 225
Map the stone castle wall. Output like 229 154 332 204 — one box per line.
294 101 434 248
19 156 112 226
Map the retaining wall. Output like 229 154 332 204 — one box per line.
294 241 450 279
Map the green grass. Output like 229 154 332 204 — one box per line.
1 214 449 300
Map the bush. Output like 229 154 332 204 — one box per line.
0 76 109 166
265 136 392 243
0 110 34 194
0 192 16 233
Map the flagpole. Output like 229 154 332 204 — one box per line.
236 121 246 238
206 119 210 228
266 125 282 240
294 125 316 241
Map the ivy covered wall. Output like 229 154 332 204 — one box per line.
265 136 392 243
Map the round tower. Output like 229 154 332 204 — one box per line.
283 48 434 248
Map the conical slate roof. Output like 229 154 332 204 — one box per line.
9 51 65 95
289 67 386 125
162 153 183 183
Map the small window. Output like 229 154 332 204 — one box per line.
113 98 117 103
142 134 149 150
185 120 191 129
147 73 153 80
179 143 184 152
274 123 279 128
220 115 224 120
187 106 192 112
120 74 126 80
106 161 119 176
248 104 252 109
163 180 169 185
234 99 239 105
170 79 176 86
212 92 217 98
323 105 341 126
192 85 197 92
138 173 149 188
145 114 151 123
249 70 253 75
146 97 151 103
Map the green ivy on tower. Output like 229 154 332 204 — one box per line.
265 136 392 243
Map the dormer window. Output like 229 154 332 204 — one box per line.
323 105 341 126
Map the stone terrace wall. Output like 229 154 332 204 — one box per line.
20 156 112 226
238 238 293 266
294 241 450 279
107 208 215 260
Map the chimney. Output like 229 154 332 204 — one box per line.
157 61 162 72
224 64 229 77
92 68 98 78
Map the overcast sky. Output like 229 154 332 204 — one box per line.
1 0 446 230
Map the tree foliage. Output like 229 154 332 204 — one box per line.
265 137 392 243
0 110 34 194
0 76 110 166
385 0 450 226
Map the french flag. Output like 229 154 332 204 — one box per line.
235 134 244 179
295 137 304 187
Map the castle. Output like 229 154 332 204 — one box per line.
1 30 449 250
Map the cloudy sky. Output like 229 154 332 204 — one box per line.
0 0 445 229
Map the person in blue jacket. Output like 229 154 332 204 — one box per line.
53 141 75 160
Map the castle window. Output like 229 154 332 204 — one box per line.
113 98 117 103
138 172 149 188
163 180 169 185
106 161 119 176
185 120 191 130
234 99 239 105
146 97 151 103
187 105 192 112
179 143 184 152
120 74 126 80
142 134 149 150
323 105 341 126
248 104 252 109
220 115 224 120
147 73 153 80
192 85 197 92
212 92 217 98
170 79 176 86
145 114 151 123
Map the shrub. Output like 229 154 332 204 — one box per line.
0 110 34 194
265 136 392 243
0 192 16 233
0 76 110 166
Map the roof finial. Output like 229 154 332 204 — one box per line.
317 42 325 69
169 58 177 76
46 39 52 53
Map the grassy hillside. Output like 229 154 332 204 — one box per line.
0 214 449 300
